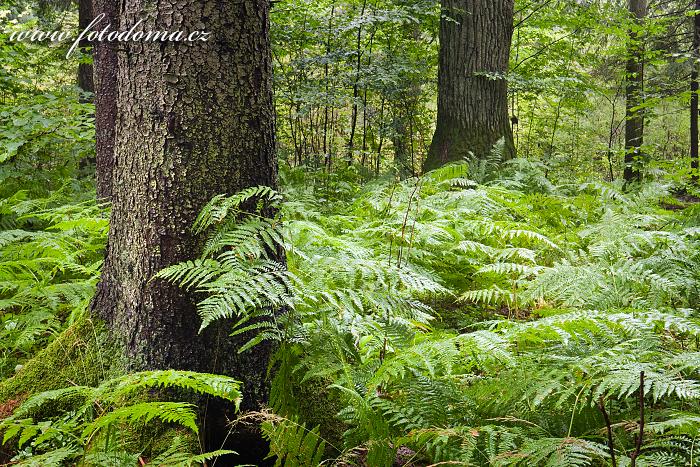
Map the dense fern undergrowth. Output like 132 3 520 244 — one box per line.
2 156 700 465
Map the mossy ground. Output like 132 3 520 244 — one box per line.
0 318 345 463
0 318 200 463
0 317 116 406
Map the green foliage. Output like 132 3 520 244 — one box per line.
0 2 102 381
1 3 93 198
271 0 438 172
0 318 108 404
259 412 327 467
0 93 94 196
146 435 235 467
0 370 241 465
0 192 106 378
4 0 700 466
250 165 700 466
158 164 700 465
156 186 294 353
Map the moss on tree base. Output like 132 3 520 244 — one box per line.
0 318 208 464
0 318 117 407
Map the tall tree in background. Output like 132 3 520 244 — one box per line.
346 0 369 163
624 0 647 184
424 0 515 172
392 22 422 179
90 0 278 459
91 0 117 199
692 0 700 183
392 98 416 178
76 0 93 99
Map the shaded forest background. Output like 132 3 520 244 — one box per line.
4 0 700 181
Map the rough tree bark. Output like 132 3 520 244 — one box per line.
623 0 647 184
424 0 515 172
77 0 94 99
90 0 278 460
91 0 118 199
692 0 700 183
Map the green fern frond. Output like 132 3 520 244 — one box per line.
192 186 281 234
81 402 199 439
259 413 327 467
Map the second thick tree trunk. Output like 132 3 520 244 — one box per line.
77 0 94 99
90 0 278 460
623 0 647 184
692 0 700 183
424 0 515 172
92 0 118 200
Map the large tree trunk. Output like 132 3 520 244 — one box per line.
623 0 647 184
77 0 94 100
424 0 515 172
692 0 700 183
90 0 278 461
92 0 118 199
